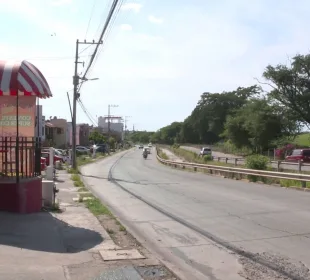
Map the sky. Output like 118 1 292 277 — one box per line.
1 0 310 131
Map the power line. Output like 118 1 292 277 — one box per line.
78 0 121 92
84 0 98 39
79 44 94 55
88 0 124 74
77 98 98 126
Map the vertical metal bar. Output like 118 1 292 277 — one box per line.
10 137 12 176
16 95 20 183
27 139 30 177
21 137 24 178
4 137 8 175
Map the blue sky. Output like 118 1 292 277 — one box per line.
1 0 310 131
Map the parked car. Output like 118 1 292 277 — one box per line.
42 148 65 161
139 144 143 149
41 152 64 165
41 157 47 171
199 147 212 157
90 144 108 153
285 149 310 162
76 146 90 154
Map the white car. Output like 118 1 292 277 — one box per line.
143 147 151 154
76 146 90 154
199 147 212 156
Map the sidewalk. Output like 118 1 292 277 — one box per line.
0 166 177 280
0 170 136 280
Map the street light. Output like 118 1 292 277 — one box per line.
108 104 119 138
80 77 99 81
72 76 99 169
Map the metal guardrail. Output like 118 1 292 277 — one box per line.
177 146 310 171
211 156 310 169
156 148 310 187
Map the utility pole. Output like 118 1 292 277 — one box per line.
72 39 102 169
124 116 131 142
107 104 118 139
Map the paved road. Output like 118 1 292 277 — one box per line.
181 146 310 172
81 148 310 280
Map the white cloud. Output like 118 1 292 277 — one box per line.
120 24 133 31
121 2 142 13
148 15 163 24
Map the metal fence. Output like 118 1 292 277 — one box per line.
0 137 41 180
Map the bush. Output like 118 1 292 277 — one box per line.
172 143 180 149
245 155 269 170
245 155 270 182
203 155 213 162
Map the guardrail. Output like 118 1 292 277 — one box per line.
211 156 310 171
156 149 310 188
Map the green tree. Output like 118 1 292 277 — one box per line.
108 137 116 149
263 54 310 126
223 99 283 152
89 131 106 144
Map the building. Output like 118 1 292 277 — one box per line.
78 123 90 146
67 122 90 147
35 105 45 141
98 116 124 141
45 117 67 148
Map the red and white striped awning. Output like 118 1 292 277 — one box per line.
0 60 52 98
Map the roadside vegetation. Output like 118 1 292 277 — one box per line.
68 149 129 241
158 148 169 160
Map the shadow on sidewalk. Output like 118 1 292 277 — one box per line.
0 211 103 253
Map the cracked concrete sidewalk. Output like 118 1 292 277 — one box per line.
0 170 130 280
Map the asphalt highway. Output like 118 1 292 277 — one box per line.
81 148 310 280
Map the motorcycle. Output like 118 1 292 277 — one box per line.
143 152 148 159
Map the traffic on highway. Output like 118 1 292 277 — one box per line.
81 148 310 280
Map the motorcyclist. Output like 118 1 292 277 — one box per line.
143 148 148 157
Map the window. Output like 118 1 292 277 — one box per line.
303 150 310 156
291 149 302 156
57 128 62 134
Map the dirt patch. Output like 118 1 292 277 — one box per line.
96 214 179 280
239 252 310 280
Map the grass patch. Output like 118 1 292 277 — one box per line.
294 133 310 147
169 146 235 167
119 225 126 231
71 173 84 187
67 167 78 174
84 197 112 216
71 174 80 181
79 193 93 199
107 228 115 234
158 148 169 160
280 179 310 188
77 187 88 192
74 180 84 187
